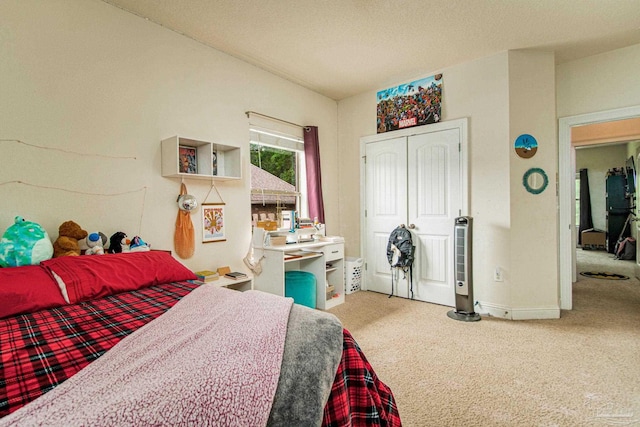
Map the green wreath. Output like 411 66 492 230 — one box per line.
523 167 548 195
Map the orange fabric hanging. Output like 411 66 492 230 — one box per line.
174 182 195 259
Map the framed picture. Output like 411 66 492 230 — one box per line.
202 203 226 243
179 145 198 174
212 150 218 176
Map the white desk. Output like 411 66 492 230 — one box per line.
253 240 345 310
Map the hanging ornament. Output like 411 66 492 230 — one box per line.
177 193 198 211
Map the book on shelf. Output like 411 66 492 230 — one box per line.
194 270 219 282
224 271 248 280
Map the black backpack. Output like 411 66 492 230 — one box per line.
387 225 415 298
387 226 415 268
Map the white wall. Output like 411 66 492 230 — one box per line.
557 44 640 117
339 52 519 315
339 49 559 318
557 43 640 284
576 145 628 231
507 50 558 317
341 42 640 319
0 0 339 272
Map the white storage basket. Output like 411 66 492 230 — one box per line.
345 257 363 294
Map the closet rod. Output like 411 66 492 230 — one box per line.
245 111 308 130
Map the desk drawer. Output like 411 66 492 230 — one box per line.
322 244 344 262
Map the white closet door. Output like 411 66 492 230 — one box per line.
407 128 461 306
364 136 408 296
362 123 464 305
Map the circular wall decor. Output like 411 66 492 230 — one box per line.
514 134 538 158
523 167 548 194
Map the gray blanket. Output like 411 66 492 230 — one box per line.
268 304 344 426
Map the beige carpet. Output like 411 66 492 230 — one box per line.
328 249 640 426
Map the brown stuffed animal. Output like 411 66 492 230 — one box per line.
53 220 88 258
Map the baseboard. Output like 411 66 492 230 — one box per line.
474 302 512 319
475 302 560 320
511 307 560 320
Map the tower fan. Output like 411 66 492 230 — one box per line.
447 216 481 322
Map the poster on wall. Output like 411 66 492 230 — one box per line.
202 203 226 243
376 74 443 133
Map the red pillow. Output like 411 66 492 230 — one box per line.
0 265 67 318
41 252 197 304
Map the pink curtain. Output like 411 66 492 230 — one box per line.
303 126 325 224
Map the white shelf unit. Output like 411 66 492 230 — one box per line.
253 240 345 310
161 136 241 181
321 243 345 309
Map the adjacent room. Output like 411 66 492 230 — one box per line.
1 1 639 425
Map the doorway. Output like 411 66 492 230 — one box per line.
558 105 640 310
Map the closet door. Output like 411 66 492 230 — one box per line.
407 129 461 306
362 121 465 305
364 136 408 296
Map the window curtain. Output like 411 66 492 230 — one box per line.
578 168 593 244
303 126 325 224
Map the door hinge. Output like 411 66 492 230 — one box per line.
362 155 366 164
365 262 367 271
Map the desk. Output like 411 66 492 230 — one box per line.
253 241 344 310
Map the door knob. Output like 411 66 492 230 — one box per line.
408 224 416 229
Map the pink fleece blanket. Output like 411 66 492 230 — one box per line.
0 286 293 427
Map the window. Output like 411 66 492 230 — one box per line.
249 126 307 225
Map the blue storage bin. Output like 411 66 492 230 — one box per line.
285 271 316 309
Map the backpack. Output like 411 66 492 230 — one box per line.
387 225 416 298
615 236 636 260
387 225 415 268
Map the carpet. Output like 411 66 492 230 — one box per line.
579 271 629 280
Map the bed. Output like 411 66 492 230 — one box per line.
0 251 401 426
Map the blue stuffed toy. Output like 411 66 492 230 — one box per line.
0 216 54 267
129 236 150 252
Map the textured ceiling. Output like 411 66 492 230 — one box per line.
103 0 640 100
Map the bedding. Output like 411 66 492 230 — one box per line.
40 251 197 303
0 265 66 318
0 254 401 426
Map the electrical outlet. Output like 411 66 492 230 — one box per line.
494 267 503 282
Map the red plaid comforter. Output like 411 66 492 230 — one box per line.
0 281 400 426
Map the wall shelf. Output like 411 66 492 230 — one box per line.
161 136 241 181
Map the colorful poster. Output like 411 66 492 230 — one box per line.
376 74 443 133
202 203 226 242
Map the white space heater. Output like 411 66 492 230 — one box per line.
447 216 481 322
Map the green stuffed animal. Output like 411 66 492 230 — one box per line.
0 216 54 267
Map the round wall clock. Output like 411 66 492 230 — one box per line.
514 134 538 159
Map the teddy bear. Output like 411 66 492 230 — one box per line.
84 232 106 255
53 220 88 258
